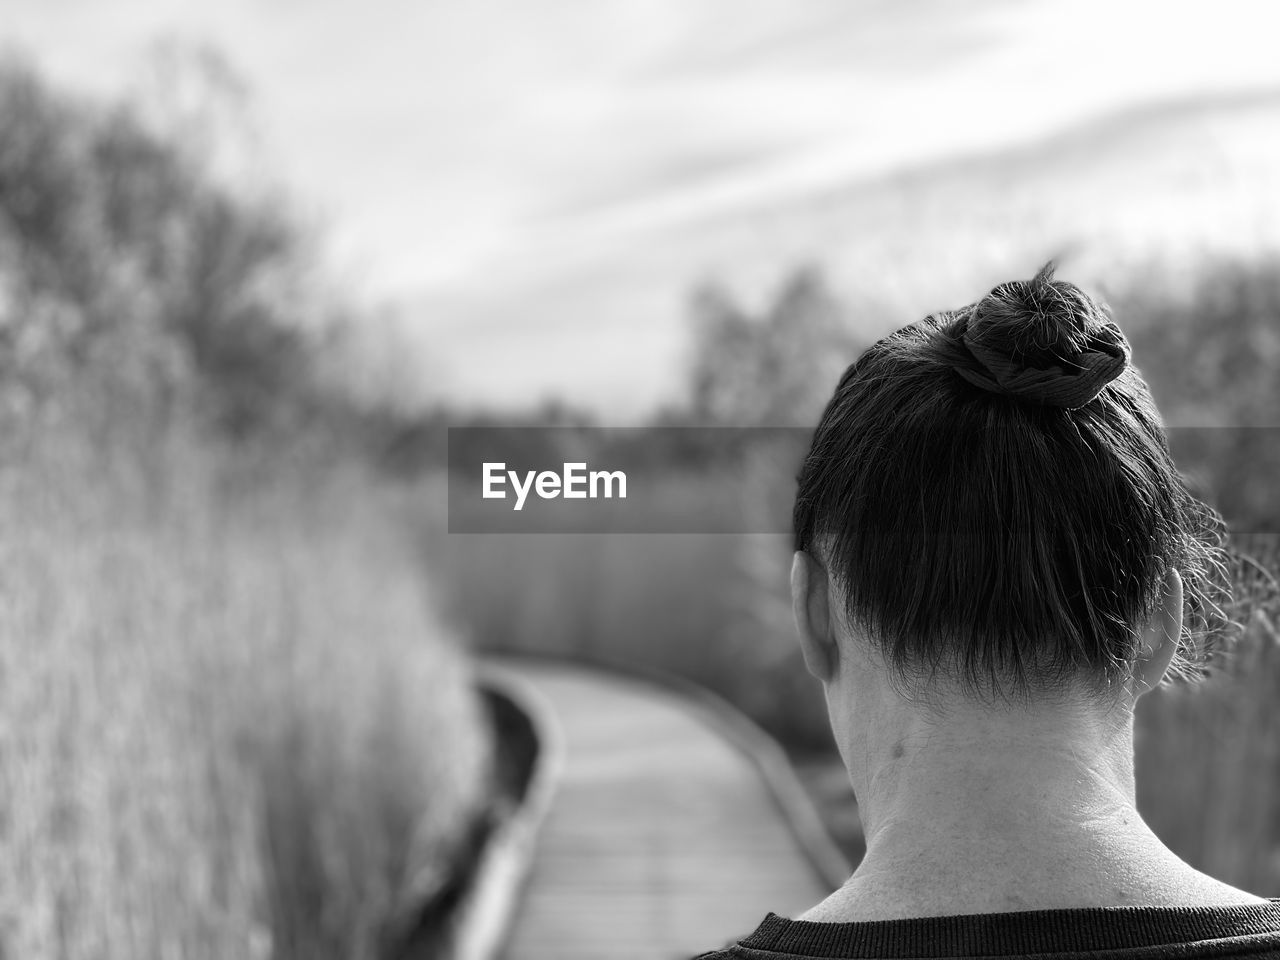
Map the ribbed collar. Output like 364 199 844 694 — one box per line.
737 901 1280 957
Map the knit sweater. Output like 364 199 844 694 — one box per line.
693 902 1280 959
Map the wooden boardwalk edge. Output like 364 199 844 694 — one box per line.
481 653 857 959
449 663 568 960
486 651 852 891
449 652 857 960
667 679 854 892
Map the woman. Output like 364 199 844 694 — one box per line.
695 265 1280 959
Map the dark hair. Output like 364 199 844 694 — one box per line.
792 264 1232 700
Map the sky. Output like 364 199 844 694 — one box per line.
6 0 1280 416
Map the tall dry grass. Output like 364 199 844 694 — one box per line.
0 432 490 960
1136 534 1280 894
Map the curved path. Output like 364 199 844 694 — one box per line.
492 658 846 960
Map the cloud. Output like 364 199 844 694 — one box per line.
8 0 1280 414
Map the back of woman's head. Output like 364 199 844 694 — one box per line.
793 263 1231 701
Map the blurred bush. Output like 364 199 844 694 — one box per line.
1116 257 1280 533
1117 257 1280 429
0 53 337 447
0 52 494 959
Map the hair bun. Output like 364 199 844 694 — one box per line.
950 262 1131 409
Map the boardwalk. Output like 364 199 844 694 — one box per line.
496 660 844 960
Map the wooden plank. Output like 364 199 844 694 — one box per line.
497 662 838 960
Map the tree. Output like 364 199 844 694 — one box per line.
686 265 864 427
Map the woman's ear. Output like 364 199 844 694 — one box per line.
1132 567 1183 697
791 551 837 683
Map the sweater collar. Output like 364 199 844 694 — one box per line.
738 901 1280 957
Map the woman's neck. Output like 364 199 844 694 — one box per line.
804 693 1264 921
